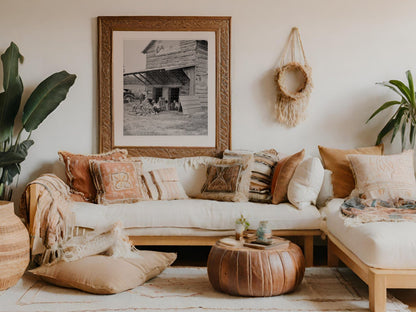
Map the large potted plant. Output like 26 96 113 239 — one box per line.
0 42 76 200
367 70 416 151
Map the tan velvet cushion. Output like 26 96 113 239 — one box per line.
271 149 305 204
199 155 253 202
89 159 150 204
58 149 128 202
348 150 416 200
29 251 177 294
318 145 383 198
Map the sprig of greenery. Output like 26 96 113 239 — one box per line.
235 214 250 230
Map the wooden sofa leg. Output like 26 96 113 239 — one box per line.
368 270 386 312
304 236 313 267
327 239 340 267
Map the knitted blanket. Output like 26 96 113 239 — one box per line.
341 196 416 226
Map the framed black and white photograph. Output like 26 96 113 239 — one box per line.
98 16 231 158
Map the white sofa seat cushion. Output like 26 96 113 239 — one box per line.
323 198 416 269
72 199 322 232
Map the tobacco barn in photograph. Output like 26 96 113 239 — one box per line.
124 39 208 115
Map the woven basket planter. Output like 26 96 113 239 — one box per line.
0 201 29 290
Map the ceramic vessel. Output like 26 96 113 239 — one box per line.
0 201 29 290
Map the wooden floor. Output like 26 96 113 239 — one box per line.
140 245 416 310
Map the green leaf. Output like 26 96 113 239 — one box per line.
0 139 34 167
366 100 401 123
406 70 415 108
377 82 406 100
22 71 76 132
391 108 406 143
0 163 20 184
410 123 416 148
389 79 412 104
376 116 396 145
401 119 407 151
0 42 24 143
1 42 23 91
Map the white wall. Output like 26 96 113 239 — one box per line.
0 0 414 203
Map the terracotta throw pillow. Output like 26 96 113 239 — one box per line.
58 149 128 202
29 251 177 294
89 159 150 204
318 145 383 198
348 150 416 200
199 156 253 202
271 149 305 204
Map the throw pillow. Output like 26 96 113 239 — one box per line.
199 155 254 202
287 157 324 209
58 149 128 202
318 144 383 198
316 169 334 208
142 168 188 200
89 160 149 205
223 149 279 203
29 251 177 294
347 150 416 200
271 149 305 204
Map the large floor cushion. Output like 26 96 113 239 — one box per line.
323 198 416 269
72 199 322 233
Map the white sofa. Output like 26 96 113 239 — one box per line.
25 156 324 267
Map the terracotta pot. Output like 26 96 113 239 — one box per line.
0 201 29 290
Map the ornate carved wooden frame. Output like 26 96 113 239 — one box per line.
97 16 231 158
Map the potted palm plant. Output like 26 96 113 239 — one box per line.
0 42 76 200
367 70 416 151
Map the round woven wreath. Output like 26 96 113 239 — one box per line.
275 62 312 101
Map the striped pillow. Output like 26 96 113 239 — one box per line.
143 168 188 200
223 149 279 203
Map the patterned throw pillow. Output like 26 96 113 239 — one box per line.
58 149 128 202
199 156 253 202
141 168 188 200
271 149 305 204
347 150 416 200
89 160 149 205
223 149 279 203
318 145 384 198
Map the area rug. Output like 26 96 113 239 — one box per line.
0 267 409 312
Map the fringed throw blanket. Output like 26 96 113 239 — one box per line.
341 197 416 226
20 174 140 266
20 174 75 265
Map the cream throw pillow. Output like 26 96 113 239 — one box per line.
348 150 416 200
287 157 324 209
29 251 177 294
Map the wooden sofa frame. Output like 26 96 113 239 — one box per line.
26 184 320 267
327 232 416 312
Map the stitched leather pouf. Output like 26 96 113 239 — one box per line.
207 239 305 296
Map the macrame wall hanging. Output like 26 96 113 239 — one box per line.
274 27 313 127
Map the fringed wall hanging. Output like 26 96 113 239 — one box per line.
274 27 312 127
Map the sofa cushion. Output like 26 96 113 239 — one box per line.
137 156 218 197
58 149 128 202
223 149 279 203
149 168 188 200
89 159 149 204
347 150 416 200
71 199 322 232
271 149 305 204
29 251 177 294
318 145 384 198
324 198 416 269
287 157 324 209
199 156 253 202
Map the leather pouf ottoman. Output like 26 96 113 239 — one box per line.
207 239 305 297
